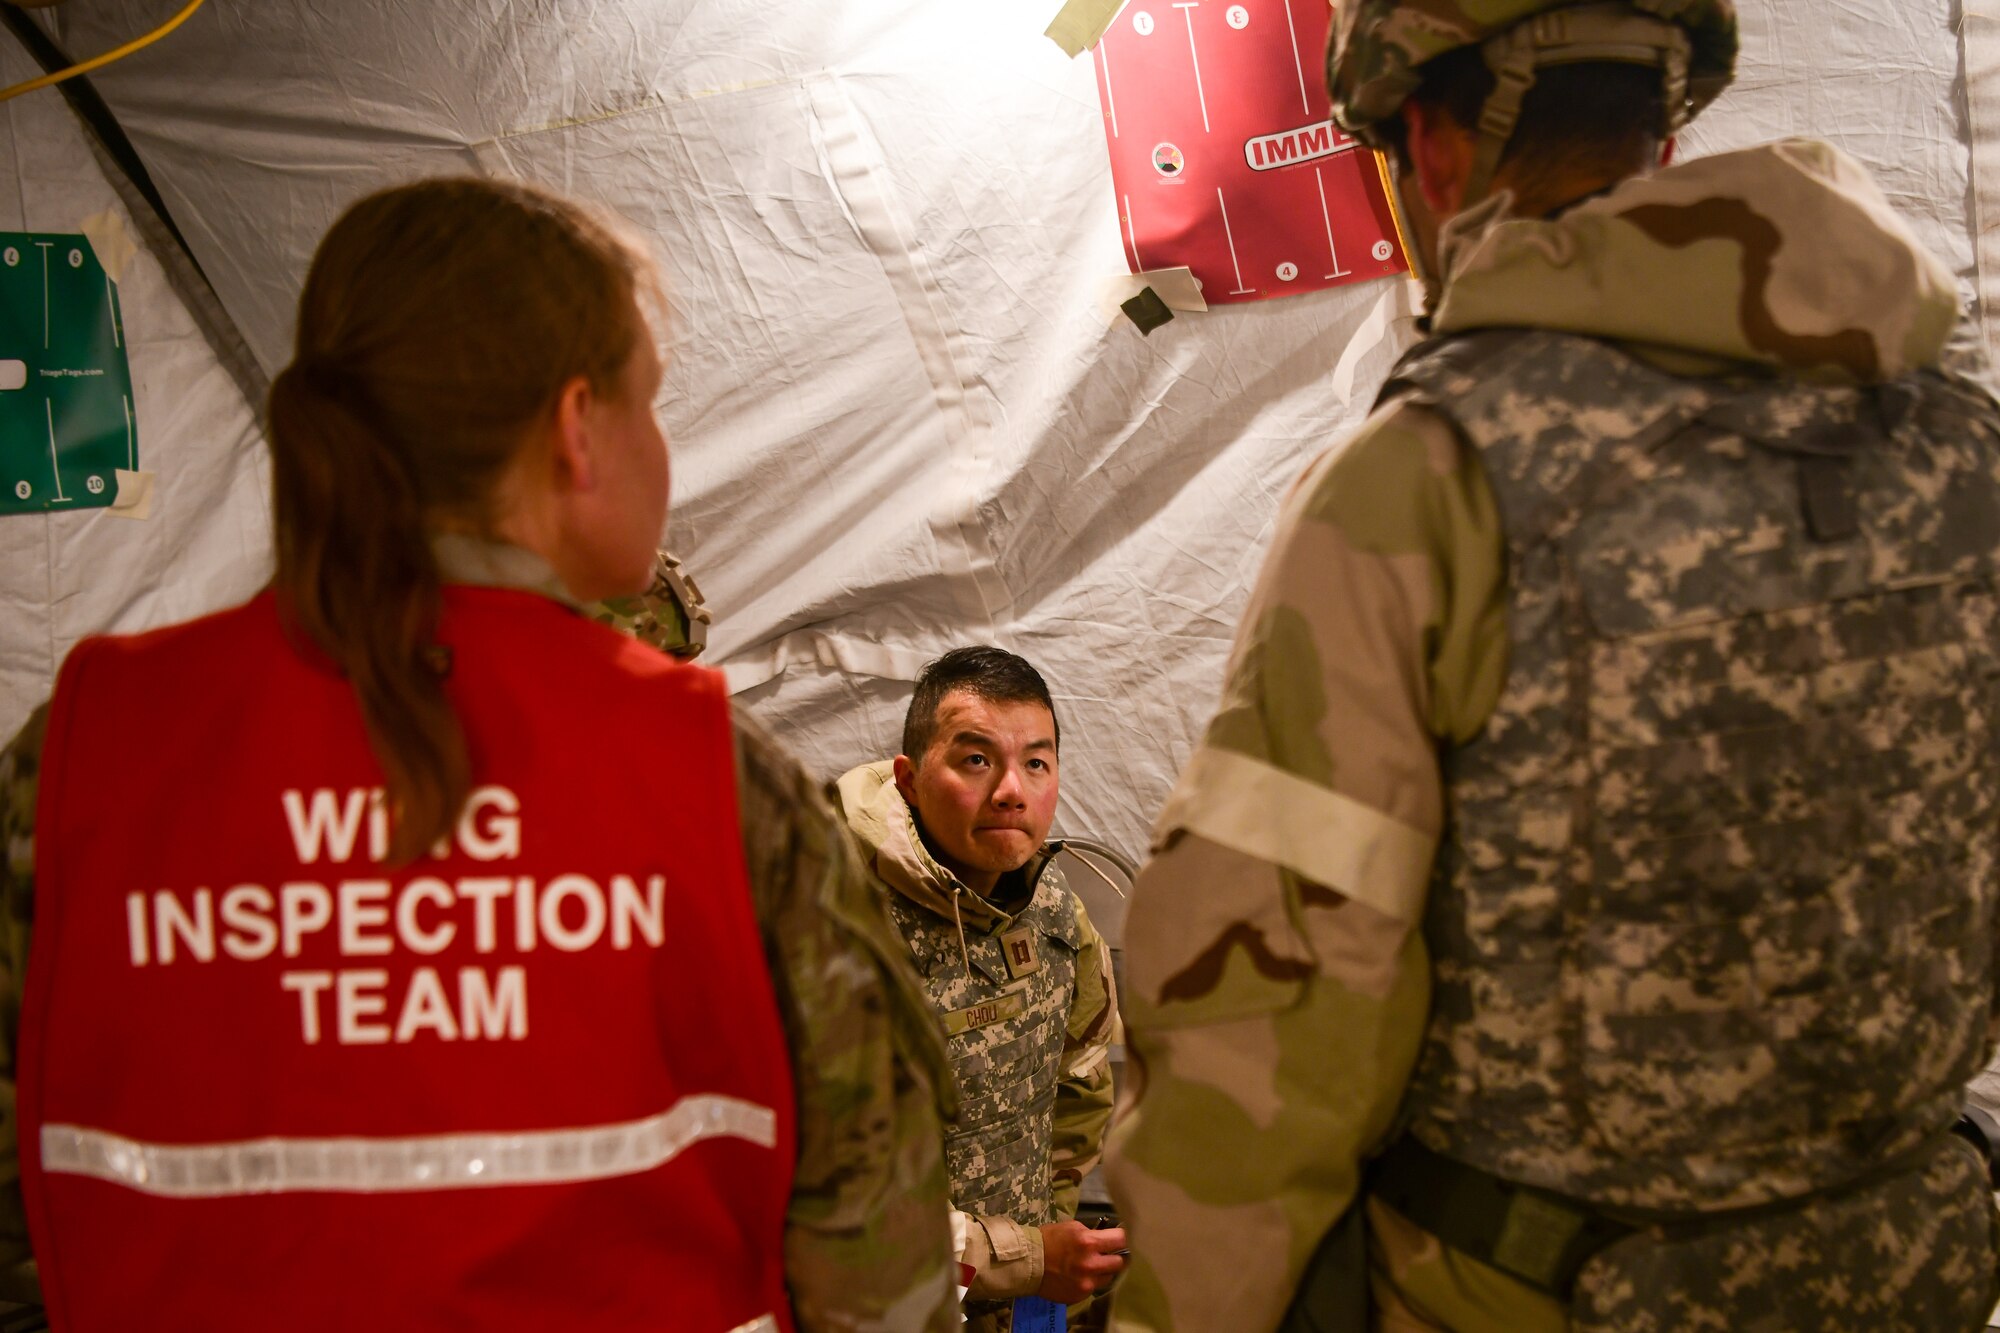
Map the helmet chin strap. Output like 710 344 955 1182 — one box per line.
1459 3 1694 211
1389 167 1445 320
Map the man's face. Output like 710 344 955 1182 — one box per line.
893 691 1060 895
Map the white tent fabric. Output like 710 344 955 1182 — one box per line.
0 33 267 743
1965 0 2000 367
4 0 1986 869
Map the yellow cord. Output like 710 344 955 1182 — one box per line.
0 0 207 105
1374 147 1417 270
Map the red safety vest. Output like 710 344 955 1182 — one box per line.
20 586 797 1333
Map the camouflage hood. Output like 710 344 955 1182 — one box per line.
834 759 1025 936
1431 139 1960 383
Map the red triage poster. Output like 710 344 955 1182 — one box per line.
1093 0 1410 303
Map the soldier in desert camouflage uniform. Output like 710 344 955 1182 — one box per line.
1107 3 2000 1331
833 647 1123 1331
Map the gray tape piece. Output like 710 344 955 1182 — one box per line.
1121 287 1175 334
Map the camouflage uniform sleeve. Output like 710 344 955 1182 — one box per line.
732 711 960 1333
1104 403 1508 1333
0 706 45 1273
1048 893 1118 1221
960 1209 1044 1299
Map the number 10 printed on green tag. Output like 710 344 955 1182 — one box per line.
0 232 136 515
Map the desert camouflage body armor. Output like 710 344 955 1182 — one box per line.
885 860 1081 1226
1383 328 2000 1216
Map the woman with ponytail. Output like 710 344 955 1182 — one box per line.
0 177 956 1332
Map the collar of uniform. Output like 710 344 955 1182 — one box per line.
1434 188 1518 299
906 810 1061 931
430 533 579 609
902 805 1011 933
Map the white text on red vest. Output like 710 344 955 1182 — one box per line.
121 786 668 1046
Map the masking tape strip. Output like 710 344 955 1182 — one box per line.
1046 0 1130 57
106 469 154 521
1097 266 1207 325
77 208 137 285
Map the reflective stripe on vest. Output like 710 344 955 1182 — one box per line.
40 1093 777 1197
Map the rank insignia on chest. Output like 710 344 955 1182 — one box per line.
1001 927 1040 979
942 989 1028 1036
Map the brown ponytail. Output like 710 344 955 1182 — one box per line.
268 178 653 863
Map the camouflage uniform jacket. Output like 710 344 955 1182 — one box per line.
833 761 1119 1329
0 538 963 1333
1107 140 2000 1333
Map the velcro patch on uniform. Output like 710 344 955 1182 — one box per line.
942 990 1028 1036
1000 927 1041 979
1492 1191 1584 1290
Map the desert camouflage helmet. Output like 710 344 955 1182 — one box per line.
1329 0 1738 199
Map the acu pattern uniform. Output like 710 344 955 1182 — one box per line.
1385 249 2000 1328
1106 56 2000 1333
887 881 1081 1228
836 761 1118 1332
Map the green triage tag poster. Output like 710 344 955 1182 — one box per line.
0 232 137 515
